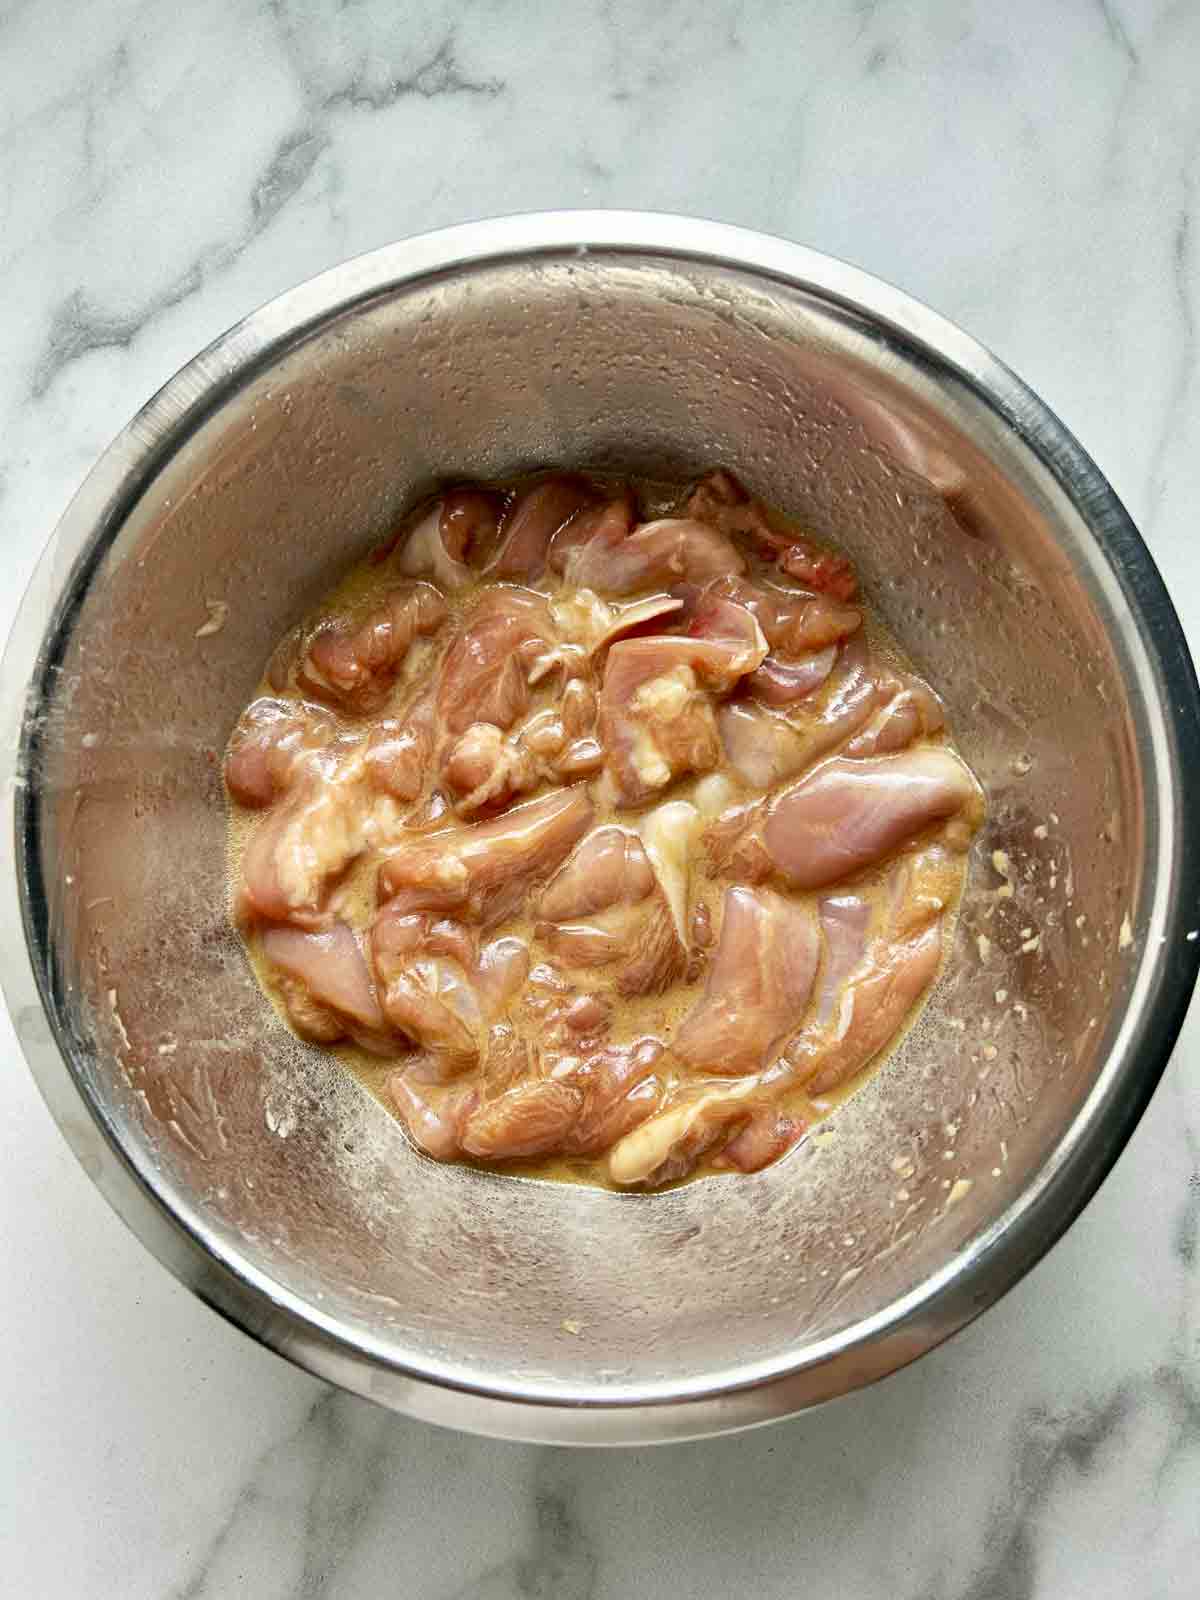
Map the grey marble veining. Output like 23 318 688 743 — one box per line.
1 1 1198 1596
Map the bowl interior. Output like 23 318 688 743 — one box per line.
17 244 1163 1421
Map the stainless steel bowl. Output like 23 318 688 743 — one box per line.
4 213 1198 1445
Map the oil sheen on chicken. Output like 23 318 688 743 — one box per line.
225 468 984 1190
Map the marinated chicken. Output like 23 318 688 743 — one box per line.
226 469 984 1189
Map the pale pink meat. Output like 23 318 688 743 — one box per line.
475 937 531 1018
811 893 874 1025
717 631 881 790
707 748 980 890
547 489 637 574
538 826 657 920
698 574 862 655
460 1035 664 1162
442 722 539 814
391 503 469 590
567 1070 663 1157
239 749 375 928
378 787 595 923
717 1110 808 1173
535 826 687 996
684 468 776 541
488 476 596 580
225 697 333 808
674 885 820 1076
381 489 502 585
370 904 531 1079
371 905 485 1073
770 537 858 600
262 922 393 1051
436 588 554 736
599 633 761 806
564 516 745 595
685 471 858 600
747 645 838 707
558 1038 665 1155
231 466 982 1186
842 674 946 758
440 488 505 564
716 701 812 791
364 694 436 801
682 585 769 666
760 750 980 888
461 1079 584 1159
788 917 943 1096
388 1073 479 1161
607 1080 758 1186
298 582 447 715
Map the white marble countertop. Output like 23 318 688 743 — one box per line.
3 2 1198 1594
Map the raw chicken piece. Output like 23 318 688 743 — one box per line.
842 674 946 758
704 575 863 656
379 488 502 582
440 487 506 563
460 1036 665 1162
716 701 810 790
747 646 839 707
547 489 637 574
262 922 394 1051
371 905 485 1074
674 885 820 1076
224 697 334 808
535 826 687 996
564 516 745 595
378 787 595 923
550 589 685 655
393 504 468 587
607 1079 759 1186
475 937 531 1019
769 536 858 600
561 1047 665 1156
298 582 447 715
537 826 656 923
364 694 436 801
371 906 531 1078
685 471 858 600
719 627 883 788
683 575 857 707
809 893 874 1025
599 632 761 806
239 748 382 927
442 722 539 815
682 584 770 667
717 1110 808 1173
684 468 776 541
271 973 345 1044
786 866 947 1095
487 476 596 580
757 749 982 889
436 588 555 736
480 1022 533 1099
461 1079 584 1159
388 1073 479 1161
707 745 979 888
715 639 874 793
